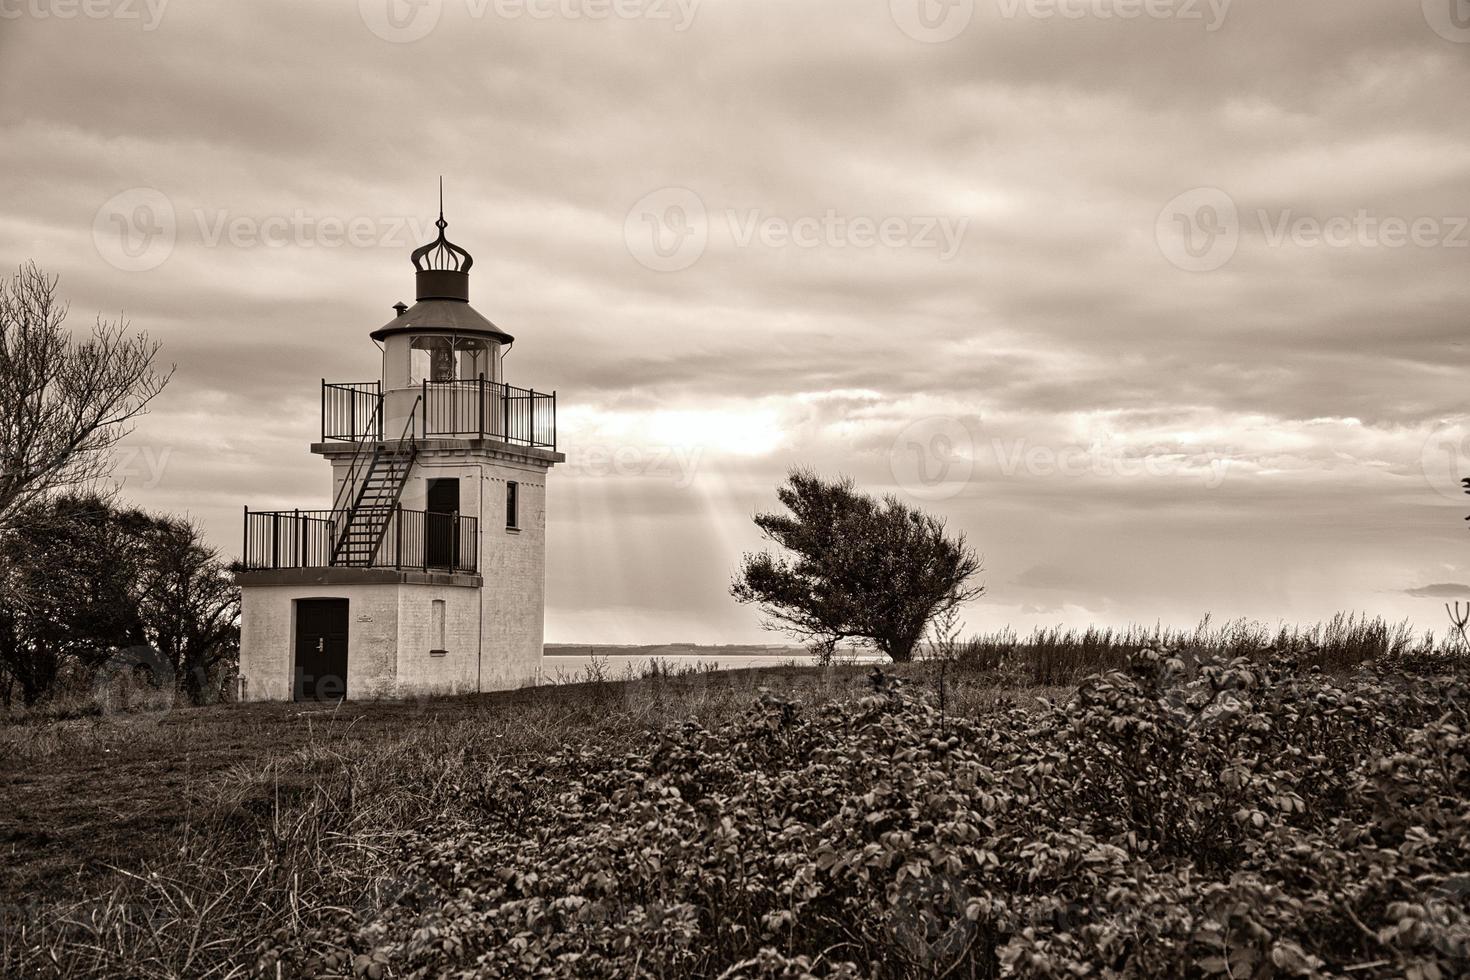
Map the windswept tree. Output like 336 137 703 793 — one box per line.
732 470 983 662
0 262 172 531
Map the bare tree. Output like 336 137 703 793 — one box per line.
0 263 172 531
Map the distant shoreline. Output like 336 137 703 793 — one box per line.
542 645 865 658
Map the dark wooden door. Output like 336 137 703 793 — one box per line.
294 598 349 701
425 478 460 569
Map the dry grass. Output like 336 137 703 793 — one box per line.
945 612 1446 685
0 659 1044 978
0 613 1456 977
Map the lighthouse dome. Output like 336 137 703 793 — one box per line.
370 206 514 346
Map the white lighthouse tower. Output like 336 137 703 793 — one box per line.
236 206 563 701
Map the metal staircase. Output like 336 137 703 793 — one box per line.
329 396 421 568
330 446 415 566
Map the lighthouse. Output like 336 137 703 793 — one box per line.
236 207 563 701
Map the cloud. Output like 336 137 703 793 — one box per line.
1 0 1466 641
1405 584 1470 599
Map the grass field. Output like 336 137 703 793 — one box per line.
1 615 1464 978
2 657 1048 977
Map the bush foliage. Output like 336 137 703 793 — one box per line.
259 649 1470 978
733 471 983 662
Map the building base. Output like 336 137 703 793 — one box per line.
237 570 540 701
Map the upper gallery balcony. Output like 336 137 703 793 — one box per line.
321 378 556 450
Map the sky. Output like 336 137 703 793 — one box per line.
1 0 1467 644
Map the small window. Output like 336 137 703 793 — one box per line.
430 599 446 655
506 481 519 530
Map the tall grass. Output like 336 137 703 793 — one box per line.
933 612 1448 685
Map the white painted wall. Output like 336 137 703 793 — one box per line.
237 582 485 700
238 584 400 701
243 441 555 701
394 585 481 694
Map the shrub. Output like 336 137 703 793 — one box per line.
258 649 1470 978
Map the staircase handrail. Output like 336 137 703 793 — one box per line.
390 393 423 452
328 394 423 565
331 398 383 518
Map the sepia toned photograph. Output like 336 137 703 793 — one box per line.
1 1 1468 976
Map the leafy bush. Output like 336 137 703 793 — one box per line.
259 649 1470 978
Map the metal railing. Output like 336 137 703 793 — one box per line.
422 378 556 449
329 395 389 520
322 381 382 442
322 378 557 449
242 507 478 573
242 509 338 570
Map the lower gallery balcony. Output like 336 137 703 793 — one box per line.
237 507 480 587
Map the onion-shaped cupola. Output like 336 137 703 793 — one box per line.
411 210 474 301
371 199 514 346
